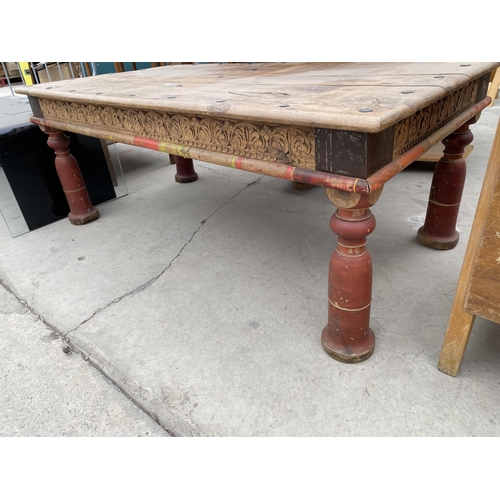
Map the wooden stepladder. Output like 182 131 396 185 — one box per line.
488 67 500 104
438 115 500 376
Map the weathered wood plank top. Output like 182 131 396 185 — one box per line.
16 62 498 133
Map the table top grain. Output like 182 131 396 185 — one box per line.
16 62 498 133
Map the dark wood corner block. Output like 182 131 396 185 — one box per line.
315 127 394 178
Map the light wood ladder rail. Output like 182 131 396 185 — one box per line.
438 114 500 376
487 67 500 104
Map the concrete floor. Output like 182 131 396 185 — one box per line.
1 85 500 436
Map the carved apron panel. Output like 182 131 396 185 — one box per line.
393 80 479 158
38 99 316 169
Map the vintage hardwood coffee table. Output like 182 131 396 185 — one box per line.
16 62 499 363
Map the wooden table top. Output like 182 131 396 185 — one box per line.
16 62 498 133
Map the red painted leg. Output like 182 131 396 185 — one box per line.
417 120 474 249
44 128 99 225
322 188 382 363
174 156 198 183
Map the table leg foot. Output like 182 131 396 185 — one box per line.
416 230 459 250
174 156 198 183
44 128 99 225
417 120 474 250
292 181 313 191
69 207 100 225
322 327 375 363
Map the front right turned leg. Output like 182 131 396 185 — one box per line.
321 187 383 363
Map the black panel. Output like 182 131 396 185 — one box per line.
0 125 116 231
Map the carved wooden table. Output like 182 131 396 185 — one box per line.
16 62 499 363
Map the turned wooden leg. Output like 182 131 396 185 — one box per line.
417 120 474 250
37 148 70 216
321 187 383 363
174 156 198 183
44 128 99 225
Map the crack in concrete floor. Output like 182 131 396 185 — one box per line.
65 176 264 336
0 278 64 336
0 275 174 436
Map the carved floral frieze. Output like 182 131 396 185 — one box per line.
393 80 479 157
38 99 316 169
